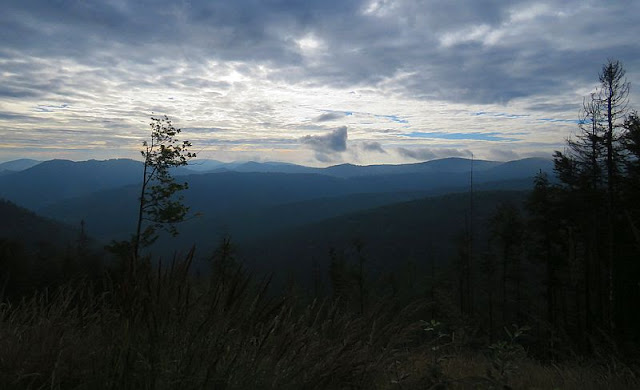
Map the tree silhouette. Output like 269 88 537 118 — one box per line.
622 112 640 247
548 60 640 346
133 115 195 261
598 61 629 329
489 202 524 325
599 60 630 192
527 172 557 326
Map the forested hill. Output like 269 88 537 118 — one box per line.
0 159 144 209
38 172 548 247
239 190 529 279
0 158 41 176
0 157 553 211
0 198 103 296
0 198 79 248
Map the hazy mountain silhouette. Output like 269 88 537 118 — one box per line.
38 171 353 241
0 159 42 176
233 161 318 174
185 159 226 171
189 157 508 178
0 156 552 210
0 158 204 209
319 157 500 178
474 157 552 180
184 159 316 174
40 172 544 247
0 159 145 209
181 157 548 178
3 156 553 247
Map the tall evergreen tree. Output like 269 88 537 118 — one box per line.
599 60 630 193
550 60 640 345
598 60 629 330
489 202 524 326
527 172 558 328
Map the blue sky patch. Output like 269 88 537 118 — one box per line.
472 111 529 119
405 131 520 142
538 118 583 124
377 114 408 124
34 104 69 113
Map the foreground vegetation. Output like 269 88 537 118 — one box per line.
1 250 639 389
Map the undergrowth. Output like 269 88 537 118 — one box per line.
1 249 639 389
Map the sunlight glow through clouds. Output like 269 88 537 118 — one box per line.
296 35 324 53
0 0 638 164
0 54 578 165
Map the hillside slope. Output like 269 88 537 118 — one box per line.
239 190 530 279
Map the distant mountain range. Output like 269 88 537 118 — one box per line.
190 157 548 178
0 156 554 278
0 157 553 210
0 159 42 176
0 156 553 255
0 159 144 209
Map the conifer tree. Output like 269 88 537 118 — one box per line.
598 60 629 330
489 202 524 325
622 112 640 246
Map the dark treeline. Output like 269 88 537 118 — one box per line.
281 61 640 371
0 200 104 297
444 61 640 358
543 60 640 352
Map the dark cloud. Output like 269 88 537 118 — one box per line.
0 86 42 98
360 141 386 154
315 112 345 122
396 147 471 161
3 1 638 106
525 102 582 113
300 126 348 154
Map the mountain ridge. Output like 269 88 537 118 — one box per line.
1 156 553 213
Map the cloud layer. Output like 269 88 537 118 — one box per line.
1 1 639 164
301 126 348 162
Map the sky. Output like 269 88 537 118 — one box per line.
1 0 639 166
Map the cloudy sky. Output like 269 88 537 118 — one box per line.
1 0 639 166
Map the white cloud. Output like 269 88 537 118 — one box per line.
0 0 639 165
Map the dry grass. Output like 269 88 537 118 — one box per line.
1 252 638 389
0 252 425 389
394 351 640 389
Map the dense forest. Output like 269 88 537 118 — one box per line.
1 61 640 389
